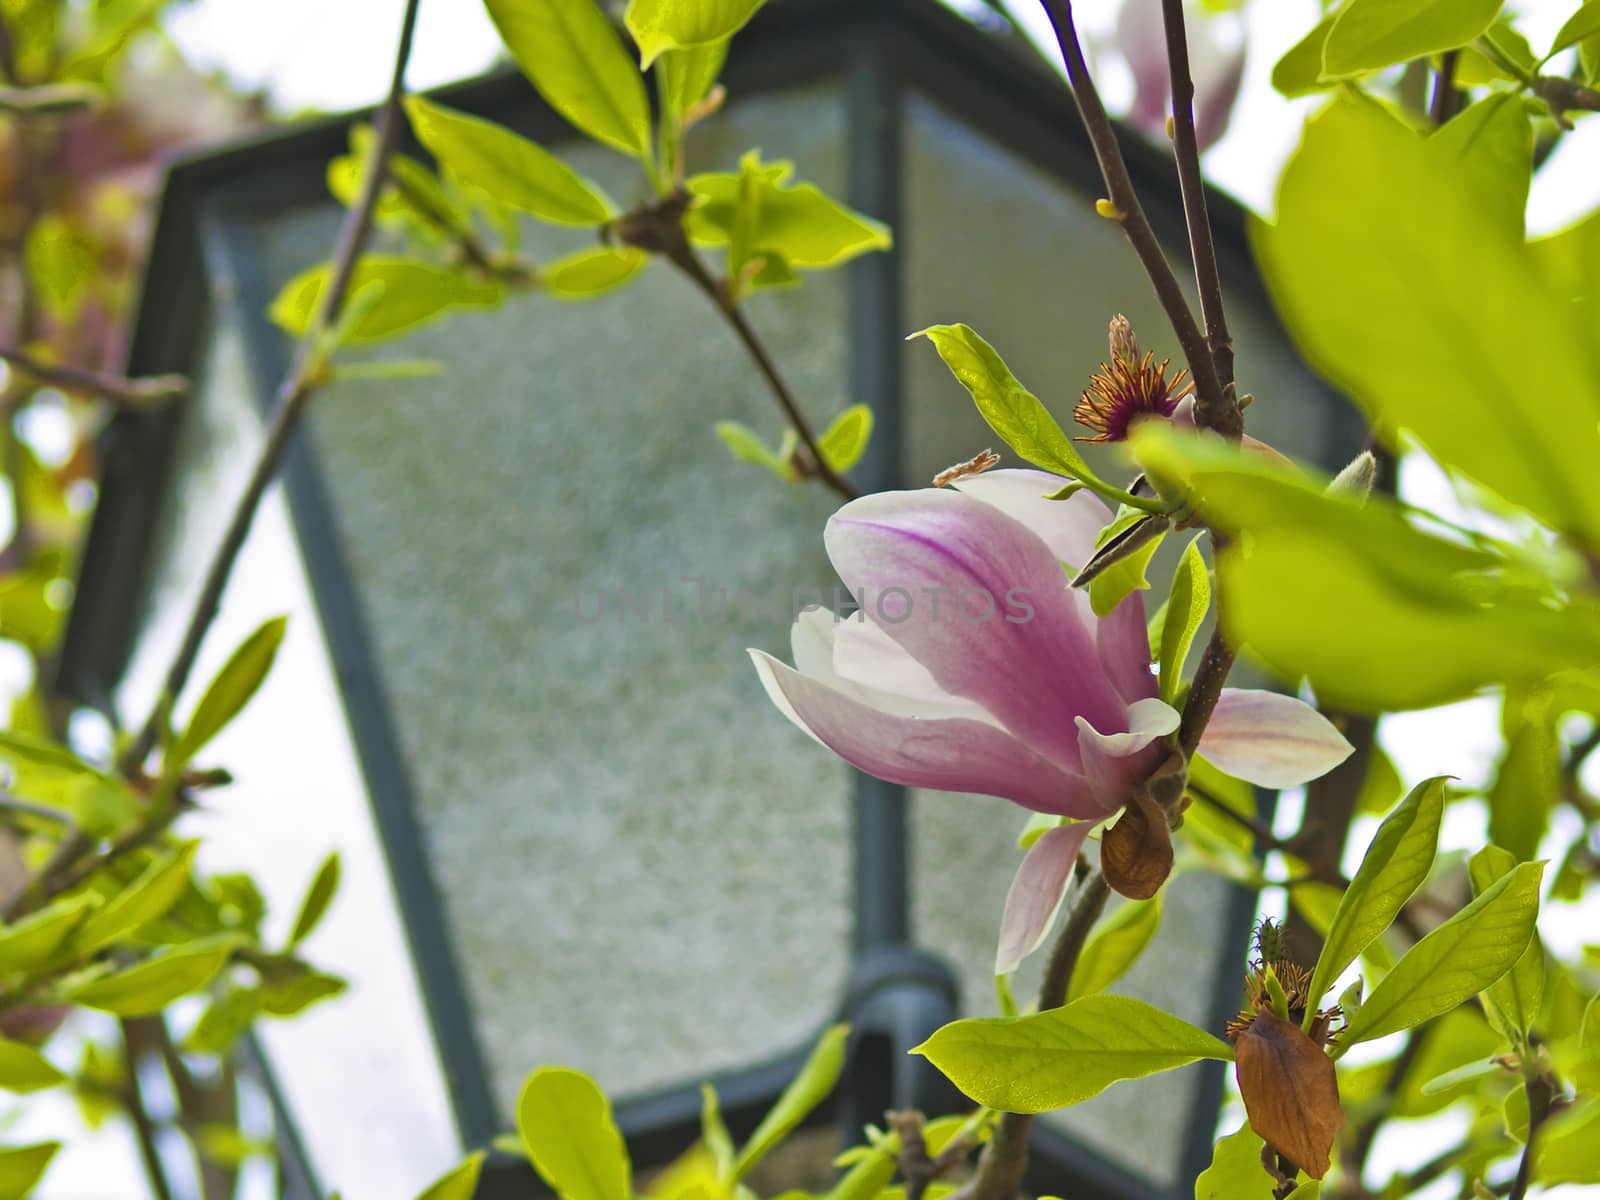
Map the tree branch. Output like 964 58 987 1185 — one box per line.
117 0 425 775
1035 0 1236 437
0 345 188 407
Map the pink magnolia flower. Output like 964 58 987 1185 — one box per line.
1114 0 1246 152
749 470 1352 973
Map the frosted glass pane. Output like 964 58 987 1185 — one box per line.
900 93 1311 1189
234 84 858 1117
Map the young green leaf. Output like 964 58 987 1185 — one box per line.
732 1023 848 1180
415 1151 486 1200
1488 701 1559 863
912 995 1231 1112
1533 1097 1600 1185
908 325 1160 513
1305 777 1446 1026
172 616 288 768
1158 535 1209 702
66 935 242 1015
517 1067 631 1200
1338 861 1545 1049
657 39 726 123
1322 0 1506 78
71 842 200 955
0 1040 68 1092
715 421 790 478
1068 893 1162 1002
483 0 652 160
1546 0 1600 61
625 0 765 68
185 987 263 1056
1468 845 1545 1042
404 97 615 225
0 1142 59 1196
1271 11 1339 96
289 851 342 947
1194 1123 1273 1200
1086 514 1166 618
0 893 100 974
272 259 502 345
818 405 873 475
700 1083 734 1178
543 245 648 299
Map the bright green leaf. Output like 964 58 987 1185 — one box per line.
1158 535 1209 702
404 97 615 225
1339 862 1545 1048
1306 777 1446 1024
0 1040 67 1093
818 405 873 475
1535 1097 1600 1184
1017 813 1067 851
1273 11 1338 96
1195 1123 1272 1199
1548 0 1600 60
913 995 1231 1112
733 1023 848 1180
543 244 649 299
517 1067 631 1200
1256 95 1600 545
71 842 200 955
272 258 502 346
1489 696 1560 863
1068 894 1162 1002
257 964 346 1016
909 325 1159 513
173 616 287 768
1468 846 1546 1042
416 1151 486 1200
657 40 727 124
1322 0 1506 77
0 1142 59 1196
289 852 341 947
483 0 652 159
1087 515 1165 619
184 987 263 1056
0 893 101 974
625 0 764 68
1356 746 1404 816
66 935 241 1016
714 421 789 478
699 1083 734 1178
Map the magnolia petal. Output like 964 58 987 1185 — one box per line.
1098 595 1159 706
750 650 1102 816
996 822 1094 974
1200 690 1354 788
1073 698 1180 810
825 489 1126 769
792 608 993 724
950 469 1112 571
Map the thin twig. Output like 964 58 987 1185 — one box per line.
1429 50 1462 125
1508 1074 1555 1200
1035 0 1235 437
120 1018 179 1200
662 239 859 500
117 0 424 775
0 345 188 407
1160 0 1233 395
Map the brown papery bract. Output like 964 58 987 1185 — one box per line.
1234 1011 1345 1181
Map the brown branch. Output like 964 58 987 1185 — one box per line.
117 0 424 775
1035 0 1236 437
1429 50 1462 126
1160 0 1233 395
120 1018 179 1200
0 345 188 407
1508 1073 1555 1200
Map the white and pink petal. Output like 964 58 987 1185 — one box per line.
1198 689 1354 788
996 821 1095 974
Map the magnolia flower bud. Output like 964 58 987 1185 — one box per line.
1328 450 1377 502
1108 313 1140 366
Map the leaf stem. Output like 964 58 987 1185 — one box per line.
116 0 424 776
1035 0 1236 438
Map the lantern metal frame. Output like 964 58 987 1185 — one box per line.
55 2 1365 1197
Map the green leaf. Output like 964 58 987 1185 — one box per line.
289 852 341 947
1195 1123 1273 1200
173 616 287 768
271 258 502 346
1339 862 1545 1049
657 40 726 123
1535 1097 1600 1184
1458 20 1538 83
404 97 615 225
625 0 764 67
184 987 262 1056
0 1142 59 1196
714 421 789 478
733 1023 848 1180
71 842 200 955
1468 846 1546 1042
416 1151 486 1200
1068 894 1163 1002
1129 425 1600 710
517 1067 631 1200
483 0 652 159
543 245 649 299
1488 696 1560 863
1087 514 1166 618
66 935 241 1016
1306 777 1446 1024
909 325 1160 513
1547 0 1600 60
818 405 873 475
24 214 95 322
1017 813 1067 851
1256 95 1600 545
1356 747 1404 816
257 964 346 1016
0 894 100 974
1158 535 1209 702
1322 0 1505 77
912 995 1231 1112
1272 11 1339 96
699 1083 734 1178
0 1040 67 1092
